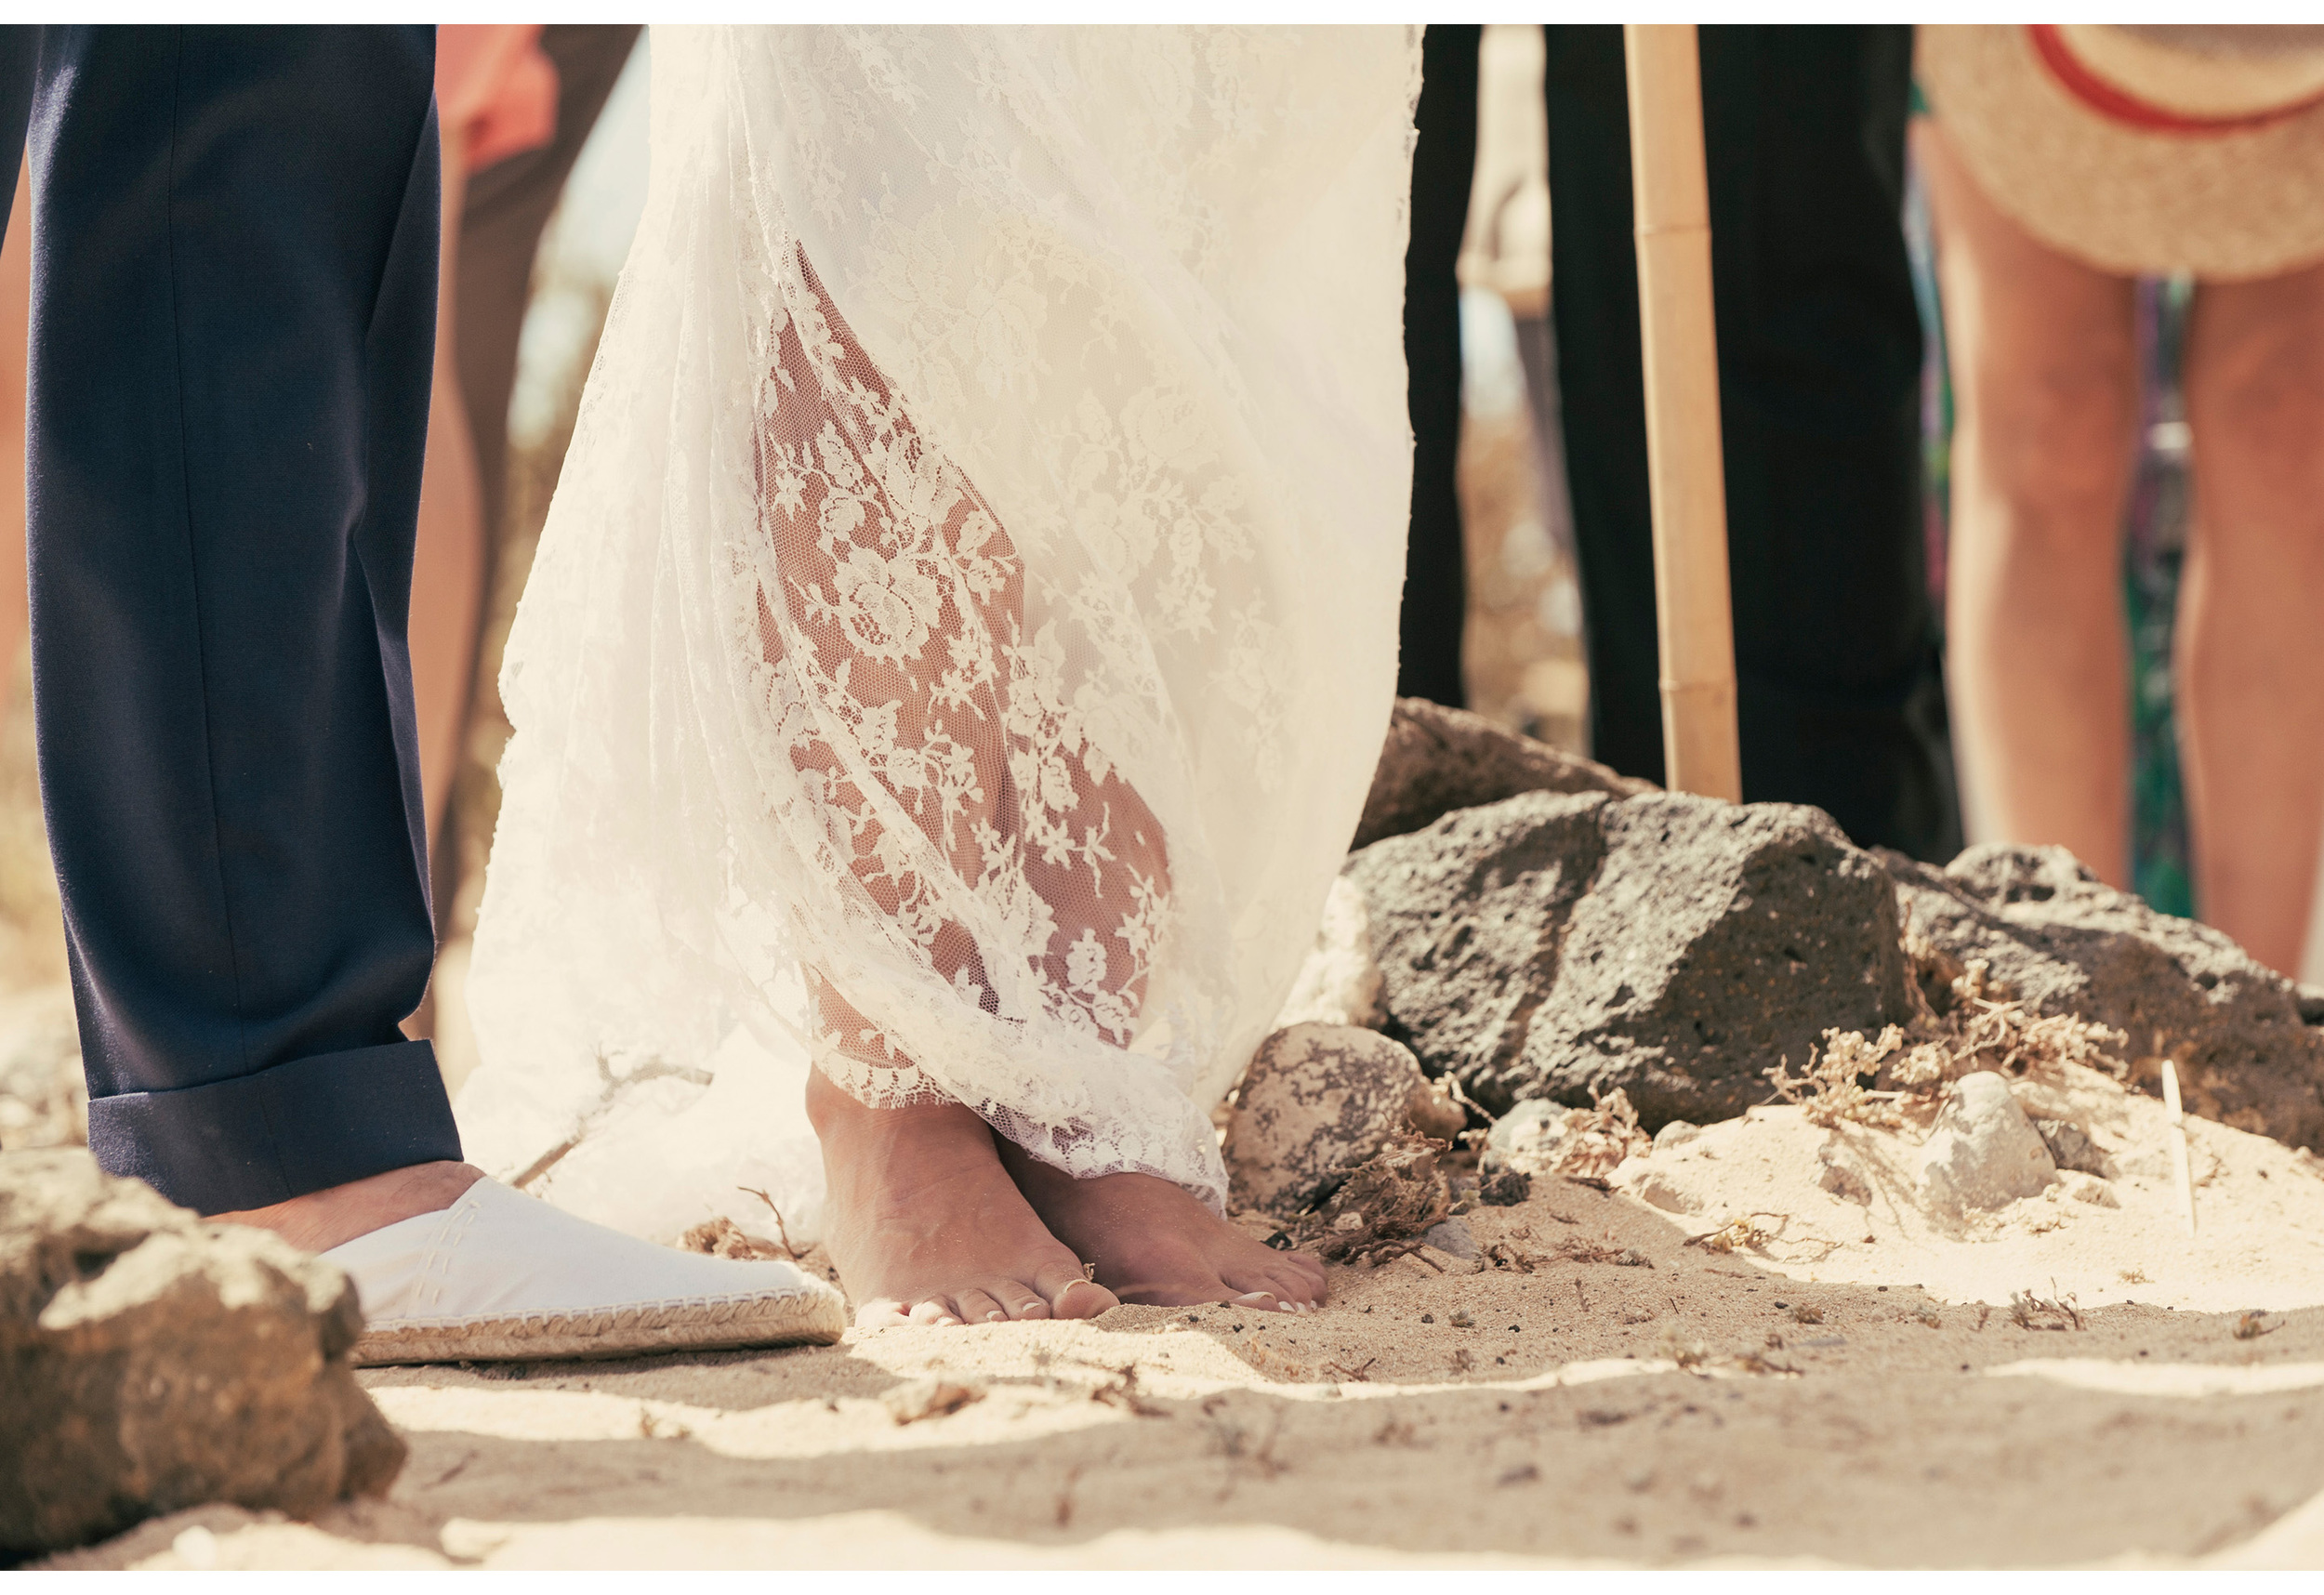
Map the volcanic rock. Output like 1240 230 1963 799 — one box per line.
1476 1169 1531 1206
2033 1117 2114 1179
1346 789 1914 1127
1222 1024 1458 1219
1881 844 2324 1151
1353 696 1652 851
2 1149 404 1559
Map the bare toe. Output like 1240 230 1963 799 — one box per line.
956 1288 1009 1325
1281 1251 1328 1288
996 1281 1052 1321
1270 1263 1328 1307
1007 1154 1333 1313
812 1079 1104 1334
1041 1266 1120 1319
854 1298 913 1330
1220 1258 1312 1308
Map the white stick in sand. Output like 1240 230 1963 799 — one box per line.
2163 1059 2196 1239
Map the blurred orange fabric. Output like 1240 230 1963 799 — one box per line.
436 24 559 173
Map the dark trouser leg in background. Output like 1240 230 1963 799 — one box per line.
430 22 639 933
14 26 456 1211
1398 22 1480 708
1543 24 1961 861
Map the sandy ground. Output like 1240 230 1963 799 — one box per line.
39 1081 2324 1571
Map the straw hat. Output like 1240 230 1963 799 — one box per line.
1917 25 2324 281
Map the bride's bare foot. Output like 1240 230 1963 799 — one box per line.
807 1070 1118 1329
999 1143 1328 1312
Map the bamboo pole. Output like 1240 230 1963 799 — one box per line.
1624 24 1742 801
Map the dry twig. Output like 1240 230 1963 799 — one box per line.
1684 1216 1770 1255
2007 1284 2084 1332
1297 1134 1452 1265
740 1186 800 1259
1554 1235 1654 1268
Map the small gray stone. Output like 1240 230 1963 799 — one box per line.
2033 1118 2115 1179
882 1378 985 1425
1420 1217 1479 1260
1481 1098 1563 1177
2058 1170 2119 1207
1918 1072 2058 1214
1406 1078 1470 1143
2 1148 404 1558
1224 1024 1442 1219
1653 1120 1702 1153
1817 1140 1873 1205
1477 1169 1532 1206
1613 1161 1700 1215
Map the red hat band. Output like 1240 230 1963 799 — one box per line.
2028 23 2324 137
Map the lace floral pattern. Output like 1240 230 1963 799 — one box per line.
459 26 1420 1213
746 248 1172 1096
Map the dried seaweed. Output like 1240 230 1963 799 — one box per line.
677 1215 790 1261
1297 1133 1452 1265
1684 1217 1770 1255
2007 1284 2084 1332
1483 1241 1537 1273
1657 1328 1801 1378
1557 1088 1652 1179
1764 960 2128 1128
1551 1234 1656 1268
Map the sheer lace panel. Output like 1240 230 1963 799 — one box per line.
753 247 1171 1101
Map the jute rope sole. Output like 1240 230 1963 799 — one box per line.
350 1287 849 1366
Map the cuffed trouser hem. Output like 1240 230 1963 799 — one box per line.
86 1038 461 1215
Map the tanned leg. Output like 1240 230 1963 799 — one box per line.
410 133 486 866
2175 264 2324 975
807 1068 1120 1328
1918 120 2142 887
998 1142 1327 1312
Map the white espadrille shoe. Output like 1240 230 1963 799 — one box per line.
323 1177 848 1365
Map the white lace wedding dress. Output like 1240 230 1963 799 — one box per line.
456 25 1421 1247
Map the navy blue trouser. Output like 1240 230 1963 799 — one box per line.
0 26 462 1211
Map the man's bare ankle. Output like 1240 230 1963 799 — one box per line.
209 1160 483 1256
